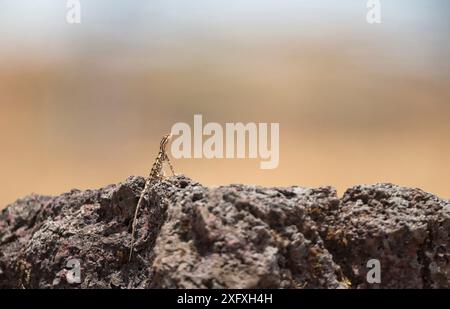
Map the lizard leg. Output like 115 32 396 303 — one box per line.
164 152 176 176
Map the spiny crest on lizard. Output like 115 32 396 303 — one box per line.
129 133 175 262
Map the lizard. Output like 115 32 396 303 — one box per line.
128 133 175 262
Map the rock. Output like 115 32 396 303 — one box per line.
318 184 450 288
0 176 448 289
150 178 346 288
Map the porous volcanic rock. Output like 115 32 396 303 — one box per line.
317 184 450 288
0 176 448 289
149 178 347 288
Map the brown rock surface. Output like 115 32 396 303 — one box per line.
0 176 448 288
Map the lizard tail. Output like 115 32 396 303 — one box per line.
129 182 149 262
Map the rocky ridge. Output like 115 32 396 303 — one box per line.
0 176 448 288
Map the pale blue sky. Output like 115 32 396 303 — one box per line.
0 1 448 39
0 1 448 79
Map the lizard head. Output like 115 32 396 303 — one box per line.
160 133 172 151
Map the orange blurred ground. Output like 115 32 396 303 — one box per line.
1 39 449 208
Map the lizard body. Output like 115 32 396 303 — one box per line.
128 133 174 262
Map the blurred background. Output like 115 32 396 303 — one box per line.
0 0 449 208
